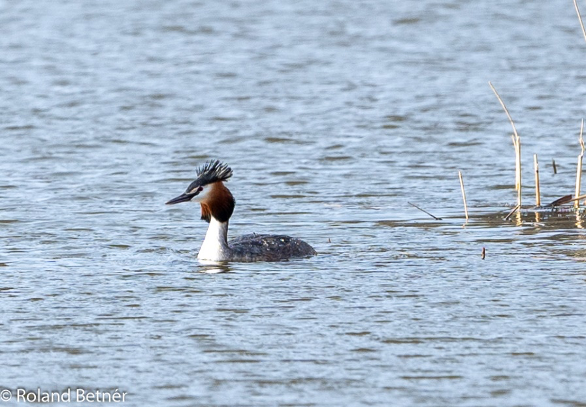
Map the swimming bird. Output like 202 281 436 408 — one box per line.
166 160 317 262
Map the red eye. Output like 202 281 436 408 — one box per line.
198 186 203 192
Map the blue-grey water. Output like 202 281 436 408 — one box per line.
2 0 586 406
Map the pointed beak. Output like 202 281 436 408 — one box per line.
166 192 196 205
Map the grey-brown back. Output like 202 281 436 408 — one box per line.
228 233 317 262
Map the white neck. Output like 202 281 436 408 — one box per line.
198 217 231 261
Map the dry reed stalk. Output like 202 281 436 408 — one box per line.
574 0 586 44
510 134 521 196
489 82 521 207
458 171 469 221
575 119 585 208
552 159 558 174
534 154 541 206
504 204 521 221
515 139 521 206
577 157 584 207
408 202 442 220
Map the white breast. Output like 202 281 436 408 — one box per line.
197 217 231 261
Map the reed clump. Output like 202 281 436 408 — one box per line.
488 81 586 217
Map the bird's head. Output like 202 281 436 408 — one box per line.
166 160 235 223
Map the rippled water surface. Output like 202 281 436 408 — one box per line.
2 0 586 406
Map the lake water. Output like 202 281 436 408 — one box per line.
1 0 586 406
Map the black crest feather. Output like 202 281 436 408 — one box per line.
188 160 233 190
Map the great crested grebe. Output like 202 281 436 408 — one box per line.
166 160 317 262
